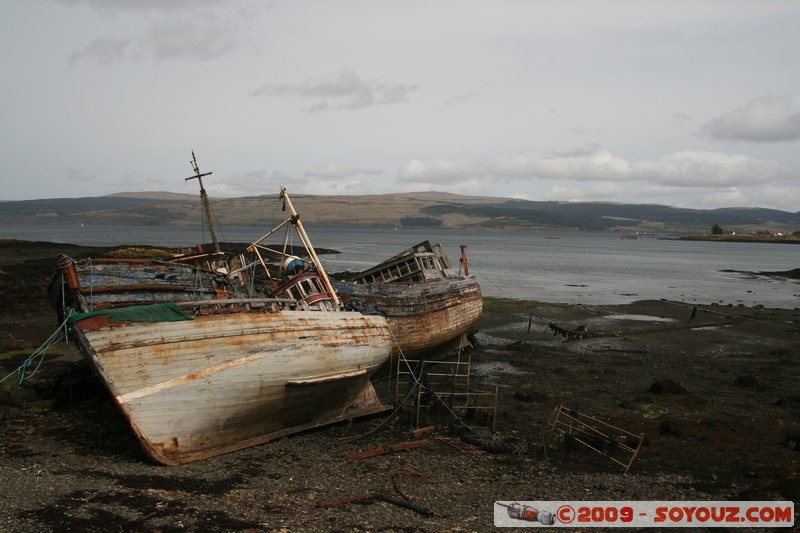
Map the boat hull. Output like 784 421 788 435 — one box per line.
70 309 392 465
336 276 483 358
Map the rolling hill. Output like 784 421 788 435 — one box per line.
1 191 798 235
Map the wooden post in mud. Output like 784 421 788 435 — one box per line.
460 245 469 276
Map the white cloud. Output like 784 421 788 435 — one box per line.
397 146 792 191
208 169 292 198
397 159 469 185
742 184 800 211
634 151 790 186
543 183 628 203
539 147 632 181
63 1 243 67
251 69 418 111
443 93 483 110
211 169 382 197
142 13 238 61
66 167 98 183
52 0 220 11
68 36 133 68
700 94 800 143
533 182 799 211
304 163 385 179
397 146 630 184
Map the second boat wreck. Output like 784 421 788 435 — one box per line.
50 172 393 465
334 241 483 359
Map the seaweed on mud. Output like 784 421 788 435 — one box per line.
18 487 264 532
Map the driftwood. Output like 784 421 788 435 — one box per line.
547 322 587 340
317 472 433 516
346 439 435 461
317 492 433 516
409 425 439 438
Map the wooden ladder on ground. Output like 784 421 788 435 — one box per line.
542 403 645 474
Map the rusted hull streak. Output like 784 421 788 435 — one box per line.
71 309 392 465
336 276 483 358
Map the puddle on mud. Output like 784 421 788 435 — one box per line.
474 329 528 347
471 361 521 378
604 314 675 322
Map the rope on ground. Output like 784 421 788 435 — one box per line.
0 310 74 385
337 380 421 443
338 328 419 442
393 330 477 433
466 263 516 300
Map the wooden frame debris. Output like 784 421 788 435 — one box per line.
542 403 644 474
547 322 587 340
395 357 497 430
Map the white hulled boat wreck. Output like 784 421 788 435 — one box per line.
51 157 392 465
334 241 483 359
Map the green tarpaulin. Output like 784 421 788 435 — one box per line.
69 302 193 324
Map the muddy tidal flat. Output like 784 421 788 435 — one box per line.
1 240 798 532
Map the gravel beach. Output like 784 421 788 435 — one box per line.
1 239 798 532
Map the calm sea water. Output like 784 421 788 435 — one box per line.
2 224 798 309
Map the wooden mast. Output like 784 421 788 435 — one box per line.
279 185 341 307
185 151 220 254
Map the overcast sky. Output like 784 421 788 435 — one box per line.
2 1 799 211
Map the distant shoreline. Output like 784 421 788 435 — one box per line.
678 235 800 244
